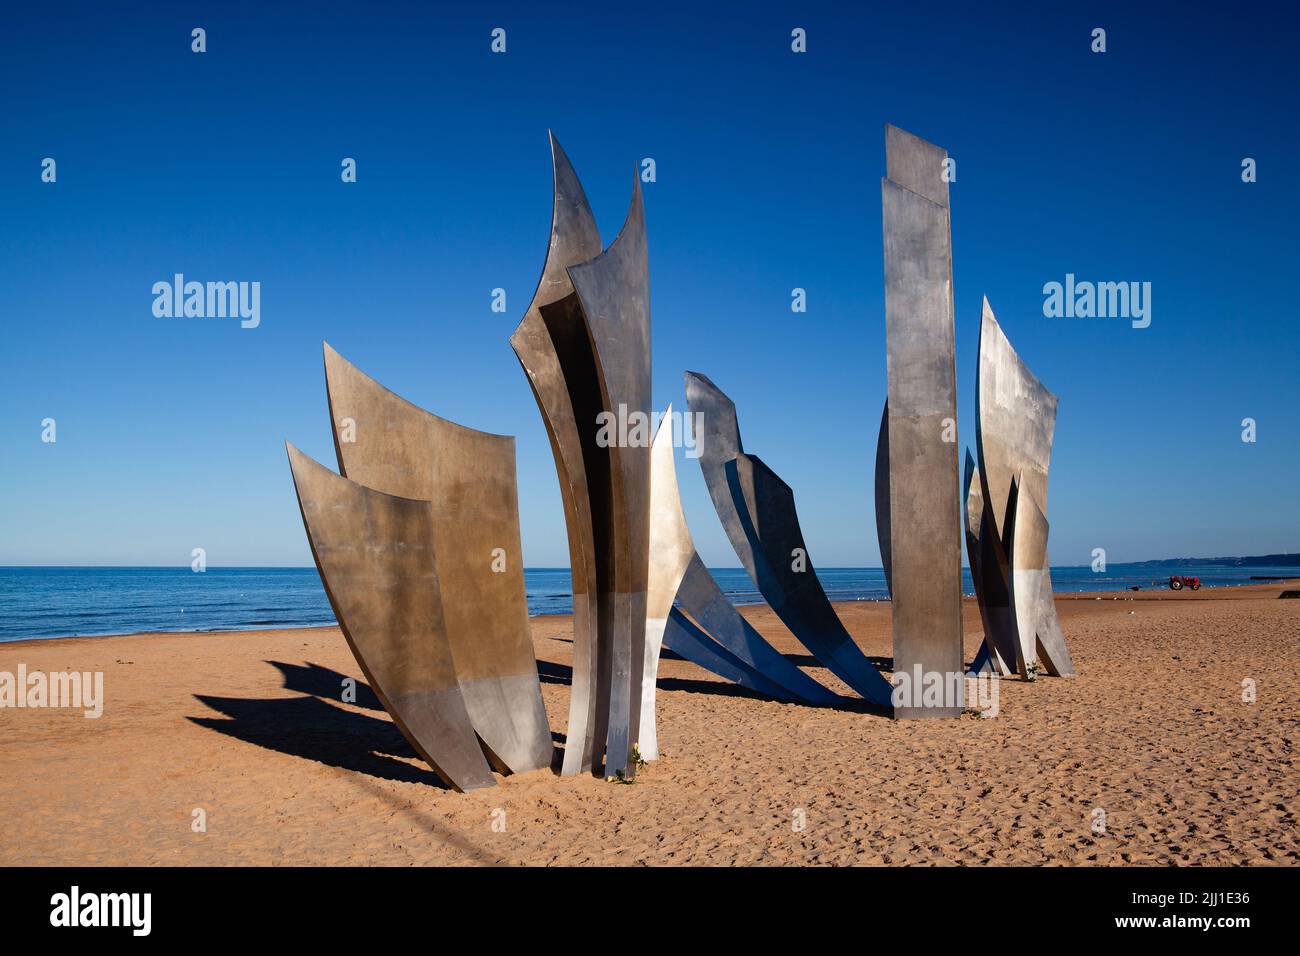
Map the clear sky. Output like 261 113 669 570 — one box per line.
2 2 1296 568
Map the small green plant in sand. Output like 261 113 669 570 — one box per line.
607 745 648 785
1025 661 1042 682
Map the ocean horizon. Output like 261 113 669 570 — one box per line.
2 563 1295 644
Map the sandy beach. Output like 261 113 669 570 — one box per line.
1 583 1296 866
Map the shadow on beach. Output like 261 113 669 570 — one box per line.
190 647 894 786
265 659 383 710
189 669 451 789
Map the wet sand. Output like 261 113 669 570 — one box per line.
1 582 1296 865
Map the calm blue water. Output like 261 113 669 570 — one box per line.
0 565 1294 643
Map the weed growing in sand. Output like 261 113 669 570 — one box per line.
608 746 649 785
1026 662 1042 682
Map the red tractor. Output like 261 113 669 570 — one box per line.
1169 575 1201 591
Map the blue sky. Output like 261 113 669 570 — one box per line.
2 2 1296 568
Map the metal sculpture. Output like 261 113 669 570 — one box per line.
976 299 1057 547
974 299 1075 677
568 180 651 779
322 345 552 773
878 123 964 717
646 406 841 720
642 411 687 758
1007 478 1076 676
667 557 842 706
508 133 605 777
873 401 893 596
510 135 652 779
662 608 802 701
286 445 498 792
273 125 1085 800
685 371 893 706
963 452 1015 676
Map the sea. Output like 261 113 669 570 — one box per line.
1 564 1295 643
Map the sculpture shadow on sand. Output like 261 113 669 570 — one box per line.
189 690 451 788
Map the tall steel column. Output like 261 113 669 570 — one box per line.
880 124 964 717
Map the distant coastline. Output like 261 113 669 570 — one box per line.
1113 552 1300 568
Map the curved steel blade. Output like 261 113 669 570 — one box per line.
647 407 840 717
286 444 496 792
322 345 552 775
976 297 1059 542
662 608 802 701
507 133 606 776
964 450 1014 676
1009 481 1076 677
567 174 652 778
976 298 1073 676
685 371 893 706
874 400 892 597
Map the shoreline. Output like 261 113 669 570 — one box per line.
4 577 1296 648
